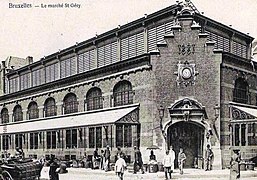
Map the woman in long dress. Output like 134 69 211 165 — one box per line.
230 149 241 180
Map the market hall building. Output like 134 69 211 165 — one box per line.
0 1 256 169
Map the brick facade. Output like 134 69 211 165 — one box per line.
0 2 256 169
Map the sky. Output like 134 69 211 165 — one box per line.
0 0 257 61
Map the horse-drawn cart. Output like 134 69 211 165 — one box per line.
0 158 43 180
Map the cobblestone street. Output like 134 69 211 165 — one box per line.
40 167 257 180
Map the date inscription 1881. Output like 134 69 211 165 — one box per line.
178 44 195 55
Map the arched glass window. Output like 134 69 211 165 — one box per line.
63 93 78 114
86 87 103 111
28 102 39 120
233 78 248 104
113 80 133 106
1 108 9 124
44 98 57 117
13 105 23 122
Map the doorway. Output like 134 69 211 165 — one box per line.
167 121 205 168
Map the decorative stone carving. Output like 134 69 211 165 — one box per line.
232 107 255 120
174 61 199 86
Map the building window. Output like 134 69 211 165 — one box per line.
116 125 132 147
248 123 257 146
9 76 19 93
30 133 38 149
32 68 45 87
88 127 102 148
1 108 9 124
234 124 240 146
96 127 102 148
20 73 31 90
113 80 133 107
13 105 23 122
45 63 59 83
66 129 78 149
28 102 39 119
86 88 103 111
97 41 118 67
15 134 23 149
60 56 76 78
44 98 57 117
2 135 9 150
233 78 248 104
148 21 173 52
47 131 56 149
63 93 78 114
89 127 95 148
241 124 246 146
78 49 95 73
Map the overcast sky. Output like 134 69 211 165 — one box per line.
0 0 256 61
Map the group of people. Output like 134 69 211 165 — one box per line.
163 146 186 179
46 144 242 180
93 145 111 171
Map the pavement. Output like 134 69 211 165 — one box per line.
40 166 257 180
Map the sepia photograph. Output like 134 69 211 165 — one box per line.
0 0 256 179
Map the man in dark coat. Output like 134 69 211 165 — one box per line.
133 146 144 174
49 158 60 180
104 145 111 172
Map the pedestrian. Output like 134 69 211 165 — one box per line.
230 149 241 180
133 146 144 174
115 154 127 180
49 158 60 180
100 149 105 170
178 148 186 175
163 150 172 180
169 145 175 173
116 146 125 161
205 144 214 171
93 148 100 169
104 145 111 172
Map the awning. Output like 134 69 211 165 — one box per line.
230 103 257 122
0 104 139 134
233 105 257 118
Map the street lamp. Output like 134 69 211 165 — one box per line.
214 104 220 119
158 105 165 133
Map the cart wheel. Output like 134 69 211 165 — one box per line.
1 171 13 180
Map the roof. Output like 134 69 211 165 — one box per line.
0 104 139 134
6 1 254 75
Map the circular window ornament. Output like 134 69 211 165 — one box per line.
181 67 192 79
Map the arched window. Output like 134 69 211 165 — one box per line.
86 87 103 111
113 80 133 106
28 102 39 119
44 98 57 117
1 108 9 124
63 93 78 114
233 78 249 104
13 105 23 122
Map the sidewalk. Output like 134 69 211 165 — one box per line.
40 166 257 180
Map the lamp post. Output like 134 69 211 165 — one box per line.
158 105 165 130
214 104 220 120
158 105 166 142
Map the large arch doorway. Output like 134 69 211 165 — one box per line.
167 121 205 168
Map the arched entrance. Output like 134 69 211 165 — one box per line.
162 98 210 169
167 121 205 168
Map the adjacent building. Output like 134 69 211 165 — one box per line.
0 1 256 169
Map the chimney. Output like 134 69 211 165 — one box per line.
26 56 33 64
